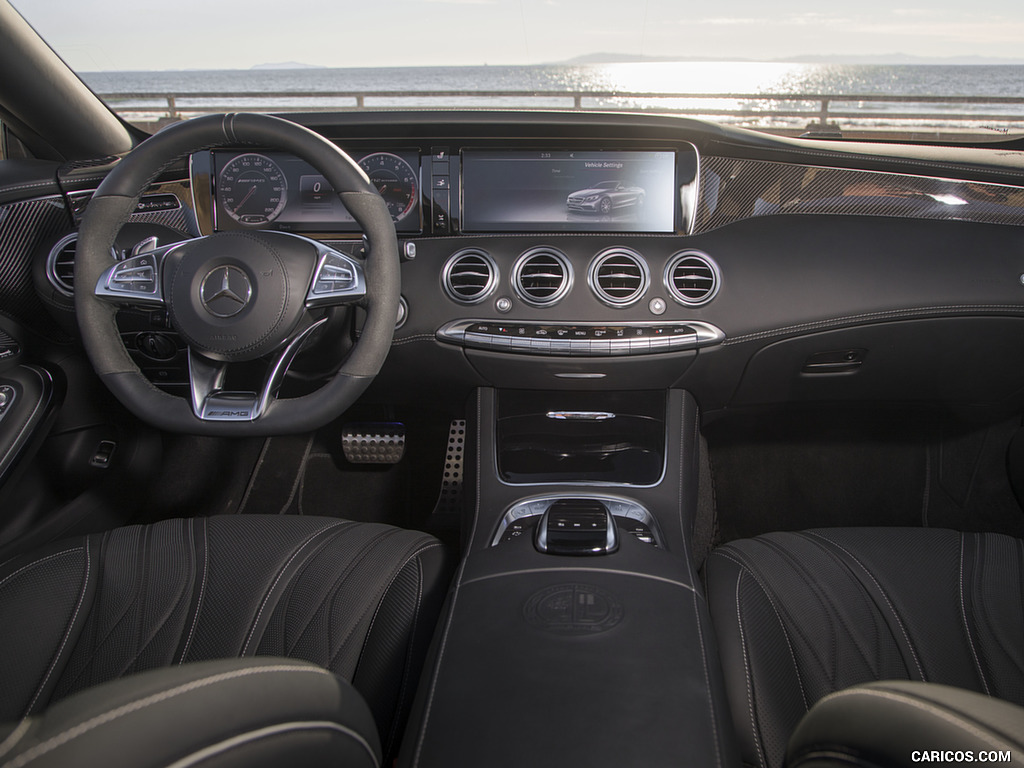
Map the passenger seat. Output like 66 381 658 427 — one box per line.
704 528 1024 768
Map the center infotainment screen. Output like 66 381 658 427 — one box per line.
461 150 677 233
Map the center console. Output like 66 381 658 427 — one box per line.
399 388 738 768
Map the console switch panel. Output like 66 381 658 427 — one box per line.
536 499 618 555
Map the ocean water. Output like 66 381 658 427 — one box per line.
80 63 1024 131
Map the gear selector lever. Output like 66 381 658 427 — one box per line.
535 499 618 555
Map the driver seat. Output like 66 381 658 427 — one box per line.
0 515 448 767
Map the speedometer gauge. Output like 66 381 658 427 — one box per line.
358 153 419 222
218 154 288 226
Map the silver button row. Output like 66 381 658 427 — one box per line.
462 331 698 356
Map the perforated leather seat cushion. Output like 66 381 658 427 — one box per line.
704 528 1024 768
0 515 447 757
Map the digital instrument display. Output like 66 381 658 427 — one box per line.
461 150 677 233
212 150 422 234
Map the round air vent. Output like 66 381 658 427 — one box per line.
665 250 721 307
588 247 649 307
442 249 498 304
47 233 78 297
513 247 572 307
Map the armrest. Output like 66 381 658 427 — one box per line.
0 658 382 768
787 681 1024 768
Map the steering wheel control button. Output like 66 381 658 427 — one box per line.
200 266 252 318
97 253 163 305
306 247 367 308
437 319 725 356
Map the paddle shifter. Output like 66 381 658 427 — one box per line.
535 499 619 555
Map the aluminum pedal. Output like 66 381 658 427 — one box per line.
341 423 406 464
431 419 466 518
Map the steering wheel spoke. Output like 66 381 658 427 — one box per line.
305 240 367 308
188 316 329 422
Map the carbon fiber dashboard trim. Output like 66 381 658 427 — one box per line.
0 197 71 337
0 184 196 339
694 156 1024 233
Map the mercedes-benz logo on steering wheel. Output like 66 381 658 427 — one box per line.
200 266 252 318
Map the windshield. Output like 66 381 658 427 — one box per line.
12 0 1024 143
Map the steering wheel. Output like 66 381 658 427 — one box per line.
75 113 400 436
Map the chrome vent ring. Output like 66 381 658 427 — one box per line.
589 247 649 307
665 250 721 307
513 247 572 307
442 249 498 304
47 233 78 297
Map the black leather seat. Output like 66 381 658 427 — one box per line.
704 528 1024 768
0 515 448 766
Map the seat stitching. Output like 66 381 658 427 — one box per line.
241 521 348 655
60 529 144 691
0 722 30 761
692 585 722 768
360 542 440 662
26 545 92 715
382 553 428 756
276 524 382 658
0 665 331 768
161 721 380 768
754 538 853 685
713 551 810 711
0 549 81 592
324 536 438 672
804 531 926 681
287 527 398 665
125 522 199 671
409 390 481 768
735 572 768 768
722 539 847 687
959 533 992 695
178 518 209 664
972 537 1016 698
815 687 1013 751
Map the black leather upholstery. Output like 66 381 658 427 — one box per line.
0 658 383 768
0 515 448 760
787 680 1024 768
704 528 1024 768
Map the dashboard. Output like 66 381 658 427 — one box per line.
26 111 1024 417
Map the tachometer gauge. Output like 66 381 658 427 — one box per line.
218 153 288 226
358 153 419 222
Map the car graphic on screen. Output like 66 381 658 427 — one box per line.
566 181 646 214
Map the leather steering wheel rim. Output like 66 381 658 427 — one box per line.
75 113 400 436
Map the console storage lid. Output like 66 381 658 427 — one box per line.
400 538 739 768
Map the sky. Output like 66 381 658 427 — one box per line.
13 0 1024 71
